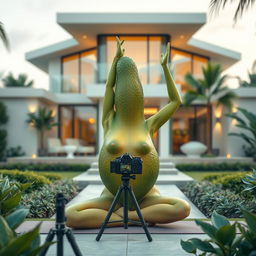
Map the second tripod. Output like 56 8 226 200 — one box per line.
96 173 152 242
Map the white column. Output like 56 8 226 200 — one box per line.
97 99 104 155
159 99 170 158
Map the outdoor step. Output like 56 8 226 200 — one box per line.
67 184 205 219
90 162 175 169
87 168 179 175
73 171 193 188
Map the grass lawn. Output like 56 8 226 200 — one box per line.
183 171 240 181
40 171 83 179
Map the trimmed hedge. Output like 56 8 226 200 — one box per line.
177 162 256 172
22 180 79 218
0 163 90 172
0 169 51 192
182 181 256 218
203 172 250 195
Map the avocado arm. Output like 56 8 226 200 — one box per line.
146 43 182 136
102 56 118 130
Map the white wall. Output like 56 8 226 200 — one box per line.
2 99 39 157
218 88 256 157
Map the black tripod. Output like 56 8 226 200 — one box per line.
96 173 152 242
40 193 83 256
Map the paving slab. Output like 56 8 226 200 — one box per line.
39 234 208 256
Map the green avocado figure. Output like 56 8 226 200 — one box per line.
66 37 191 228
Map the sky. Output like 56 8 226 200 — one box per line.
0 0 256 89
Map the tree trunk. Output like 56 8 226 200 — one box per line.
207 103 212 154
38 130 45 156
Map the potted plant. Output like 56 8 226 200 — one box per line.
26 107 58 156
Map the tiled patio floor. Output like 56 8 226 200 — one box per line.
40 233 207 256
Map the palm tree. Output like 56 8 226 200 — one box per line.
238 60 256 87
184 62 236 152
2 73 34 88
210 0 256 21
27 107 58 156
0 21 9 50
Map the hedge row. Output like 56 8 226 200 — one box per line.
0 163 90 172
182 181 256 218
177 162 256 172
0 169 62 193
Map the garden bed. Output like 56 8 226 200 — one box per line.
182 172 256 218
0 168 80 218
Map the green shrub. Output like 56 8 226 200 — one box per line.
22 179 79 218
0 163 90 172
0 169 51 193
177 162 256 172
182 181 256 218
39 172 61 181
0 177 51 255
181 210 256 255
204 172 249 194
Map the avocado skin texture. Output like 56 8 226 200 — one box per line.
99 56 160 209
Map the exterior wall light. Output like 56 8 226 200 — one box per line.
32 154 37 159
28 104 37 113
216 117 221 123
226 153 231 158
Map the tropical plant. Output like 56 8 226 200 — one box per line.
243 169 256 195
26 107 58 156
6 145 25 158
238 60 256 87
184 62 236 151
0 102 8 161
2 72 33 88
210 0 256 22
181 209 256 255
0 21 9 50
226 108 256 159
0 177 52 255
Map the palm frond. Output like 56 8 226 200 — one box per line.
184 73 203 93
209 0 256 22
217 90 236 111
0 21 9 51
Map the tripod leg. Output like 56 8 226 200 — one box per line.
57 228 64 256
66 229 83 256
123 187 129 229
39 229 55 256
96 186 123 241
128 189 153 242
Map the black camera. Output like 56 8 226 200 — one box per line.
110 153 142 175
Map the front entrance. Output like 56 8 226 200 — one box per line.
171 105 210 154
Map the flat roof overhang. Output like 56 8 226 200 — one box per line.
26 12 240 72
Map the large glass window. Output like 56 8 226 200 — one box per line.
59 105 98 154
171 48 208 93
171 105 209 154
62 49 97 93
98 35 169 85
62 54 79 93
80 49 97 94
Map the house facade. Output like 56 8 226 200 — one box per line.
2 12 255 158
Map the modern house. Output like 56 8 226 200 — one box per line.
2 12 255 159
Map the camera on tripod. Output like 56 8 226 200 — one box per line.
110 153 142 175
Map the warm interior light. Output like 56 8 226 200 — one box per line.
88 118 96 124
180 35 184 39
32 154 37 159
144 108 158 115
232 106 238 113
82 35 87 39
28 104 37 113
226 153 231 159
